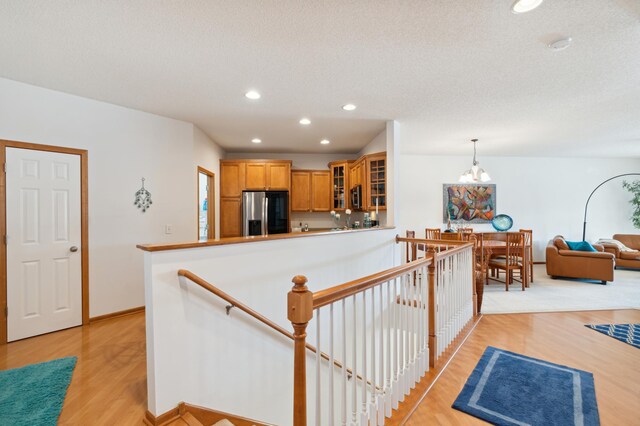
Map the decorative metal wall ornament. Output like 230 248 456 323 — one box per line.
134 177 152 212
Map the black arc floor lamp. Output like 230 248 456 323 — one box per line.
582 173 640 241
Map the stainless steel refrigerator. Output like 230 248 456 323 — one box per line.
242 191 289 236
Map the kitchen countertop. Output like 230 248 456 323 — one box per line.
136 226 395 252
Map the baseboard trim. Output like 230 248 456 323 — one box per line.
90 306 145 323
144 402 274 426
180 402 275 426
143 407 180 426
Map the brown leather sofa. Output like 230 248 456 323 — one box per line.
546 235 614 284
600 234 640 270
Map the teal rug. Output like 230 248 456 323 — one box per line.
0 356 77 426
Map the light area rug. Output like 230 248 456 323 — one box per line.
482 265 640 314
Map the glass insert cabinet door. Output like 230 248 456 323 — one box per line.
369 157 386 208
331 162 347 210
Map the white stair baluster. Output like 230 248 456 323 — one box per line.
360 291 367 425
316 309 321 426
352 295 357 426
329 303 335 426
342 299 347 426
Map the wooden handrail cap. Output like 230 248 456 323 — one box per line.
291 275 308 291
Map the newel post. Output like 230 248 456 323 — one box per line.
288 275 313 426
427 247 437 368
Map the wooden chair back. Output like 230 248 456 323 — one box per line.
425 228 441 240
459 227 474 233
519 228 534 283
440 232 463 241
505 232 524 266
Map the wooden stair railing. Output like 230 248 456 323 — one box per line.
288 255 435 426
288 236 477 426
177 269 361 381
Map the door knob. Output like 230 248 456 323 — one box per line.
70 246 79 253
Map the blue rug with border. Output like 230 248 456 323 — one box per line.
585 323 639 349
453 346 600 426
0 356 77 426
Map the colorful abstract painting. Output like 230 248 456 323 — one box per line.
443 184 496 223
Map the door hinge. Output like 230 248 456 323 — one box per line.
2 235 6 245
2 163 5 173
4 306 6 318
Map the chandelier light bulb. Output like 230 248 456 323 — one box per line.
459 139 491 183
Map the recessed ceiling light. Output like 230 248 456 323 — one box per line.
251 138 262 144
299 118 311 125
511 0 543 14
548 37 572 51
245 90 261 100
320 139 330 145
342 104 357 111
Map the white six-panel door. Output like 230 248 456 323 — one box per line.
6 148 82 341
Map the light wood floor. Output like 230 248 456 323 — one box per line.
0 312 147 425
406 309 640 425
1 310 638 425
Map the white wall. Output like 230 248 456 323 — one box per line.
0 78 225 317
144 228 400 423
357 129 387 158
225 152 358 170
396 152 640 260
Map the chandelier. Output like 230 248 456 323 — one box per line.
459 139 491 183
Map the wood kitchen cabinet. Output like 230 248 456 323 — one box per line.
349 158 365 189
329 160 353 211
245 163 267 189
291 170 311 212
244 161 291 190
290 170 330 212
219 159 292 237
220 162 245 198
365 153 386 210
220 197 242 238
266 163 290 189
311 171 331 212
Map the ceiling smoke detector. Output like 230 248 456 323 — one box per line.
511 0 544 14
548 37 572 51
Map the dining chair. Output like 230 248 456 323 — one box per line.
519 229 534 285
425 227 441 240
406 230 417 262
488 232 526 291
459 227 474 233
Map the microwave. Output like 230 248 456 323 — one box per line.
350 185 362 210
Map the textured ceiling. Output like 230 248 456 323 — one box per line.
0 0 639 156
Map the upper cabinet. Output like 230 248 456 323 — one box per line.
245 163 267 189
267 163 291 190
329 160 353 211
291 170 311 212
365 153 386 210
243 161 291 190
220 162 245 198
291 170 330 212
222 160 292 194
349 158 365 190
311 171 331 212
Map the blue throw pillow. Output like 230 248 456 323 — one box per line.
566 240 597 252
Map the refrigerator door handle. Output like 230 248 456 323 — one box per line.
263 197 269 236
